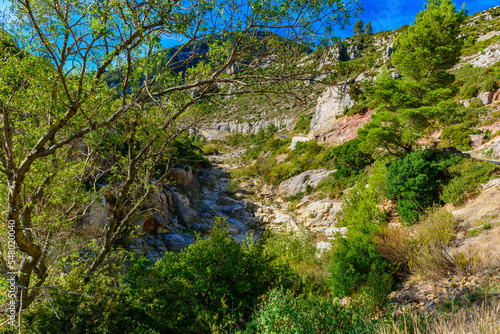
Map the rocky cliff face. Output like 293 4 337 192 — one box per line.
309 82 355 135
315 109 374 144
199 118 296 140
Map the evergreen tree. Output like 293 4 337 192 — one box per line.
358 0 466 157
266 123 277 138
353 19 364 35
364 21 373 35
257 127 266 142
392 0 466 85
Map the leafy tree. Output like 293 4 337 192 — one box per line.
364 21 373 35
358 99 435 157
358 0 466 157
353 19 364 35
256 127 267 143
0 0 361 311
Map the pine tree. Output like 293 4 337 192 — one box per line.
358 0 467 157
353 19 364 35
364 21 373 35
392 0 467 84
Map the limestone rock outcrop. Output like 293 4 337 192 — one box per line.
76 196 109 238
310 82 355 135
277 169 335 196
469 42 500 68
200 118 295 140
476 135 500 160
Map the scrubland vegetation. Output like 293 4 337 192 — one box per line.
2 0 500 333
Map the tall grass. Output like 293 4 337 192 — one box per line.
376 299 500 334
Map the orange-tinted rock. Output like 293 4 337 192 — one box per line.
315 109 375 144
470 134 486 148
142 217 156 233
492 88 500 104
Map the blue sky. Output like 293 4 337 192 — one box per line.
0 0 498 46
339 0 500 39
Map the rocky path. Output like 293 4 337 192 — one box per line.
131 148 345 261
204 150 346 250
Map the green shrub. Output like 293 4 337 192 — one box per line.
461 85 479 99
440 124 472 150
330 230 393 309
266 123 278 138
263 230 330 295
440 159 498 205
321 139 373 177
330 181 392 310
410 207 458 279
202 143 219 155
294 114 313 134
23 220 287 333
468 222 493 237
266 163 303 185
256 127 266 143
251 289 370 334
226 179 240 195
386 150 448 224
315 139 373 198
22 258 143 334
482 78 498 92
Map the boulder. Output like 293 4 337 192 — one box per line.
277 169 335 196
492 89 500 104
479 91 494 105
390 70 401 80
310 82 355 135
216 196 241 206
469 134 486 148
161 233 196 252
482 178 500 190
172 192 199 223
169 166 200 189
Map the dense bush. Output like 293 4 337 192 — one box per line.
386 150 448 224
440 124 472 150
482 78 498 92
321 139 373 178
440 159 498 205
294 113 313 134
23 220 288 333
330 230 393 309
315 139 373 198
410 207 458 279
262 230 330 295
330 181 392 311
461 85 479 99
250 289 370 334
